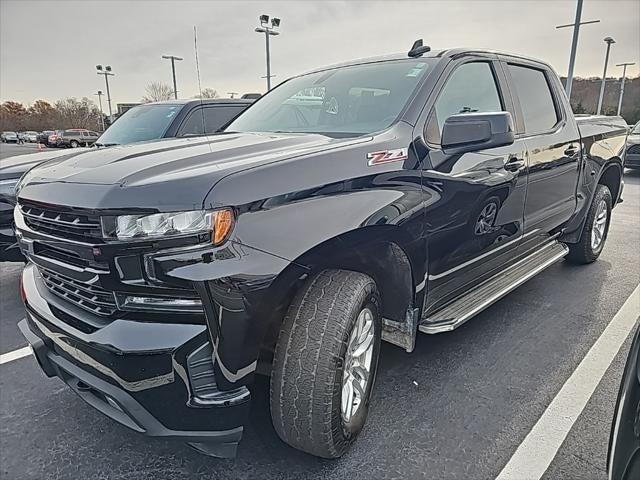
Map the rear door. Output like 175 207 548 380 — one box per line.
420 55 529 314
501 59 581 242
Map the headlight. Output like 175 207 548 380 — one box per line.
102 208 234 244
0 178 19 197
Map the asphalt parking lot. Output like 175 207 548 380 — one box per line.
0 142 47 160
0 141 638 479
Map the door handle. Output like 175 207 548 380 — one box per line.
564 145 579 156
504 157 525 172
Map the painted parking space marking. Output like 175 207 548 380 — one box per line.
496 284 640 480
0 346 31 365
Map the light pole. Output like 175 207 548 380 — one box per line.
597 37 616 115
162 55 183 99
96 65 114 122
227 92 239 99
615 62 635 116
255 15 281 91
556 0 600 100
94 90 105 132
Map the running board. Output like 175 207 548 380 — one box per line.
419 241 569 334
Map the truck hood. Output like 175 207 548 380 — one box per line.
18 133 369 211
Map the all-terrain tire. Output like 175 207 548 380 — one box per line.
566 184 613 264
270 269 382 458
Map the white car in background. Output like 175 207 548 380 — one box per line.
1 131 18 143
23 131 39 142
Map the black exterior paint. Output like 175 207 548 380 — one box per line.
15 48 627 454
608 324 640 480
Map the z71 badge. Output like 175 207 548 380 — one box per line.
366 148 408 166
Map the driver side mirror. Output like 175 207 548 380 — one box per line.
441 111 515 155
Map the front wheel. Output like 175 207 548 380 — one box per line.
270 269 382 458
566 184 612 264
70 140 79 148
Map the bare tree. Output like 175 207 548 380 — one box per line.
27 100 57 131
0 101 27 131
55 97 103 131
141 82 175 103
193 88 219 99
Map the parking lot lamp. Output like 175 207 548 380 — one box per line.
94 90 105 132
255 15 281 91
162 55 183 99
555 0 600 100
596 37 616 115
615 62 635 116
96 65 114 122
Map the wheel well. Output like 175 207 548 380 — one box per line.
598 163 622 206
256 227 417 371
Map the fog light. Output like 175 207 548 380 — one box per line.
121 295 203 312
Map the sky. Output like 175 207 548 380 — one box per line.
1 0 639 107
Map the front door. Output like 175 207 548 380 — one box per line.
419 58 529 315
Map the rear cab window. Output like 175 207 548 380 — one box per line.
507 64 560 135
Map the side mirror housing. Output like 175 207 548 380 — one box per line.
441 111 515 155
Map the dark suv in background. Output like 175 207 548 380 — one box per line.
625 121 640 169
56 129 100 148
36 131 55 146
94 98 253 147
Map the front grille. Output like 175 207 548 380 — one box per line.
20 202 103 242
628 144 640 155
39 267 118 316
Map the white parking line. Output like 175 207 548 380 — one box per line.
496 284 640 480
0 346 32 365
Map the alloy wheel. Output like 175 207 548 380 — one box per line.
341 307 375 424
591 199 608 250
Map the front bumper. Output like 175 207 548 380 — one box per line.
19 263 251 457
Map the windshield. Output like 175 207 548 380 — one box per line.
631 123 640 134
227 59 434 137
96 104 182 145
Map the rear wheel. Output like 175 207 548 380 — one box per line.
270 269 382 458
566 184 612 264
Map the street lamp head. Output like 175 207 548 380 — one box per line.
271 17 280 28
97 90 102 95
96 64 103 71
604 37 616 44
260 14 269 25
105 65 112 72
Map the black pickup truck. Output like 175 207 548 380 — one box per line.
15 42 627 459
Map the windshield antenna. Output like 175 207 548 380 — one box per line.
194 25 207 139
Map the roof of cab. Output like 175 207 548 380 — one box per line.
300 47 554 76
145 98 254 107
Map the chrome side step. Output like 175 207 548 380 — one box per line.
419 241 569 334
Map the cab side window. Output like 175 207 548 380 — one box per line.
427 62 503 144
179 106 247 136
507 64 559 134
